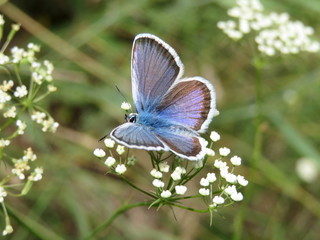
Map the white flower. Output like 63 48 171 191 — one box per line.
200 177 210 187
214 160 228 170
193 159 203 169
206 173 217 183
150 169 163 178
237 175 249 186
224 185 237 195
0 139 10 148
295 157 319 183
0 15 4 25
0 80 14 91
104 156 116 167
28 167 43 181
116 145 125 155
212 196 225 205
199 188 210 196
219 147 231 156
174 166 186 174
210 131 221 142
31 111 46 123
115 164 127 174
171 171 181 181
14 85 28 98
218 0 320 55
41 118 59 132
230 156 242 166
231 192 244 201
48 85 57 92
0 90 11 103
121 102 131 110
175 185 187 195
159 162 170 172
93 148 106 158
0 54 9 65
23 148 37 161
160 190 172 198
2 224 13 236
205 148 215 156
104 138 115 148
225 173 237 183
0 187 7 202
16 120 27 135
3 106 16 118
152 179 165 188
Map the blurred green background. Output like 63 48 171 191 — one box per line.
1 0 320 239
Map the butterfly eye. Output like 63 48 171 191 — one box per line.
129 115 136 123
126 113 137 123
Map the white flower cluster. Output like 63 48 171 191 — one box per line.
217 0 320 56
93 138 137 175
150 164 188 198
31 111 59 133
198 131 248 208
11 148 41 180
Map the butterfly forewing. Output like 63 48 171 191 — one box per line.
131 33 183 112
156 77 216 133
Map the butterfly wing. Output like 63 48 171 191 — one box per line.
131 33 184 112
110 122 168 151
154 127 208 161
155 77 216 133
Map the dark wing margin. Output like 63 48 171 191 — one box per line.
156 77 216 133
110 122 168 151
131 33 184 112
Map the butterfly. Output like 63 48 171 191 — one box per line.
110 33 216 161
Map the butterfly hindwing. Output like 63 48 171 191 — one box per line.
110 122 167 151
131 33 184 112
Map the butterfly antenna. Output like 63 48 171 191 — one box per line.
99 133 109 142
115 85 129 103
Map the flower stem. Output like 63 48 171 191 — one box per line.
120 176 156 198
83 201 151 240
233 57 264 240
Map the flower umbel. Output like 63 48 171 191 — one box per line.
94 129 249 225
0 15 58 235
218 0 320 56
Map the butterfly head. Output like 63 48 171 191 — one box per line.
125 113 138 123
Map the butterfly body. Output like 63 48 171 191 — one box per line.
110 33 216 161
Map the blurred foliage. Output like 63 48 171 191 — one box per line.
0 0 320 239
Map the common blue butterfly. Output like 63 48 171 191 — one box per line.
110 33 216 160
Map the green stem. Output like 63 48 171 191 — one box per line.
83 201 151 240
233 57 264 240
168 203 209 213
120 176 156 198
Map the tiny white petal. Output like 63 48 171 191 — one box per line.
150 169 163 178
206 173 217 183
200 177 210 187
104 156 116 167
230 156 242 166
175 185 187 195
115 164 127 174
199 188 210 196
219 147 231 157
212 196 225 205
231 192 244 201
159 162 170 172
93 148 106 158
210 131 220 142
104 138 115 148
161 190 172 198
152 179 165 188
